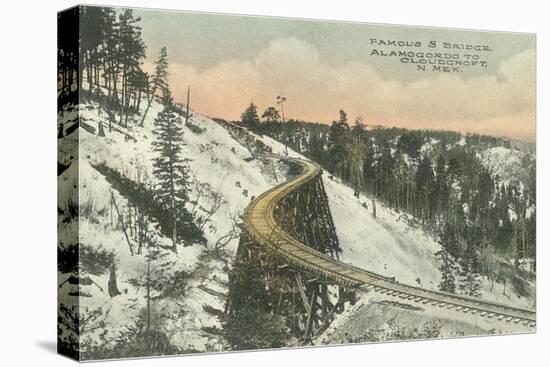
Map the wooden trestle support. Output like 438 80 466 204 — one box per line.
228 172 357 344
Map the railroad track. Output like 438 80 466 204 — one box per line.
243 156 536 327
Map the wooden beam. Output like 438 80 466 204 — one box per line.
314 299 343 336
291 287 298 333
321 284 329 317
303 288 318 341
295 273 310 311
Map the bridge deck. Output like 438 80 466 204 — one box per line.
242 157 536 324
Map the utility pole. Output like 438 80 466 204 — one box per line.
185 85 191 126
276 95 288 155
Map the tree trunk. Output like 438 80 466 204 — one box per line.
119 67 126 126
128 205 133 237
124 92 130 127
140 80 156 127
137 89 142 111
108 263 121 297
146 259 151 331
98 120 105 137
172 214 177 253
112 68 119 103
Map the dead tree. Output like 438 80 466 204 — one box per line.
110 191 134 256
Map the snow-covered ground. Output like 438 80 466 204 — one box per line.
58 93 534 355
58 95 292 354
324 172 534 310
326 175 440 289
317 291 533 346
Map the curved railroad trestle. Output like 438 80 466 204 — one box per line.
230 156 535 343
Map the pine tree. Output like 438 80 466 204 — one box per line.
73 8 153 130
349 117 366 197
378 139 396 205
241 103 261 131
101 8 120 99
397 132 422 162
328 110 350 178
434 155 449 226
308 128 326 165
415 155 434 223
436 224 459 293
459 236 482 297
262 106 280 124
141 47 170 126
80 6 107 90
116 9 146 126
151 103 189 253
261 106 280 136
362 142 375 195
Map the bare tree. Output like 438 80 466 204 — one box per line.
212 211 241 254
111 190 134 256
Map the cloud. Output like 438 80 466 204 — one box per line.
164 38 535 141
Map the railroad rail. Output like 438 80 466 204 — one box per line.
241 156 536 329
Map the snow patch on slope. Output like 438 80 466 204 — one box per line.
325 174 440 289
478 146 530 186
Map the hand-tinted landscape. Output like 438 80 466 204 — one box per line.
58 6 536 361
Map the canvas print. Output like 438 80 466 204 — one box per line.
57 5 536 361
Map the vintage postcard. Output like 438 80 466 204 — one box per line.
57 5 536 361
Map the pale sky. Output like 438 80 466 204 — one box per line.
134 8 536 142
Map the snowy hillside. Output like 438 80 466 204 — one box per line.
58 93 534 356
324 174 535 310
58 95 294 355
